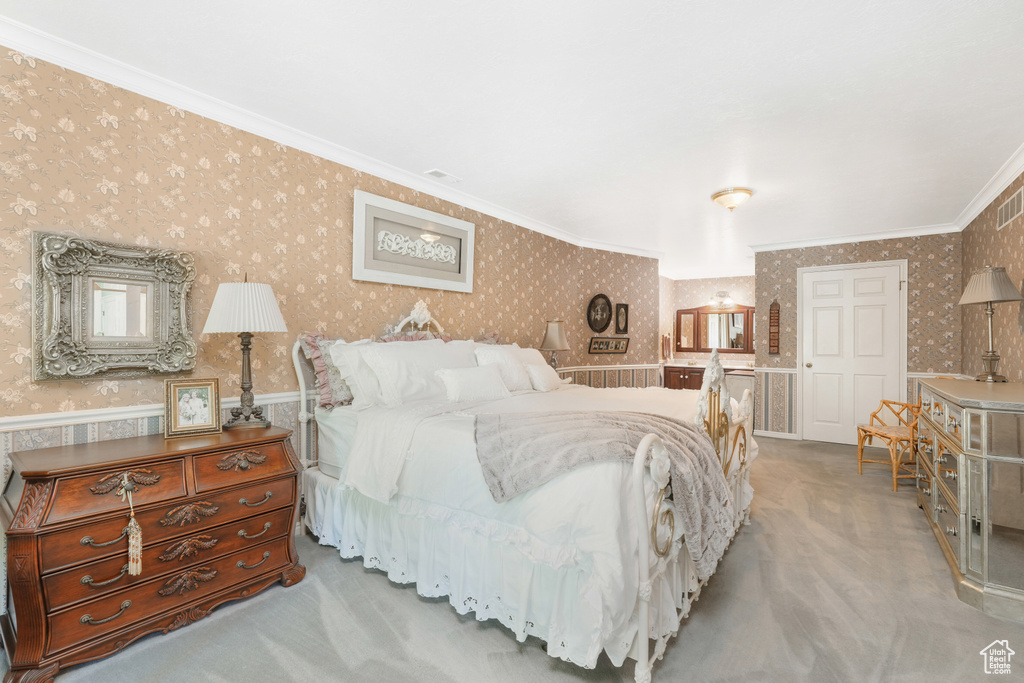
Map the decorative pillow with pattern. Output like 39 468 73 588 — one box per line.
300 333 354 408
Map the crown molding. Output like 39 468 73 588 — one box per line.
0 17 661 263
953 141 1024 230
749 223 960 254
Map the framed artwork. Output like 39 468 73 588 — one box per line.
615 303 629 334
588 337 629 354
352 190 475 293
165 378 221 438
587 293 612 333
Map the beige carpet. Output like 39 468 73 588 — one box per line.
7 437 1024 682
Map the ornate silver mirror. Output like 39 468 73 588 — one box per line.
31 231 198 380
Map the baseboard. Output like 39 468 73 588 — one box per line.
753 429 800 440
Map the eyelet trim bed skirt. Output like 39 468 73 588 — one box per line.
302 467 693 668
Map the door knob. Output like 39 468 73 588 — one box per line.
805 362 813 368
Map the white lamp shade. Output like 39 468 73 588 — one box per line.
202 282 288 334
958 266 1023 306
539 320 569 351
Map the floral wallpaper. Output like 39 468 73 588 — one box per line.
754 233 962 373
963 170 1024 380
666 275 755 362
0 47 659 418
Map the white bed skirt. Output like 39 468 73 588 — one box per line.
303 467 695 668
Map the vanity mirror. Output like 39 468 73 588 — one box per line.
31 232 197 381
675 303 755 354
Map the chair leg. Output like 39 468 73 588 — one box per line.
857 431 865 475
890 441 899 492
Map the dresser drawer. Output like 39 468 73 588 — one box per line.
39 477 296 572
192 443 293 492
935 449 959 508
47 536 290 654
935 487 961 568
42 506 294 611
45 461 187 525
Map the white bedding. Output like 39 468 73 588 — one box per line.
307 384 756 668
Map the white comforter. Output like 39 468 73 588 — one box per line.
311 385 756 667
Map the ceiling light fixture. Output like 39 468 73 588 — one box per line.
711 187 753 211
420 233 441 243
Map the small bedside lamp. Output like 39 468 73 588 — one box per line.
203 278 288 428
958 265 1023 382
539 320 570 369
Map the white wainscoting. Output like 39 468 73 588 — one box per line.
556 364 663 389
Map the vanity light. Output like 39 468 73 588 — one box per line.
709 291 734 308
711 187 753 211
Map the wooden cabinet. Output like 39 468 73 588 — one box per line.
917 379 1024 621
1 427 305 681
665 366 704 390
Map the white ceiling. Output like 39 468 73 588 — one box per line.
2 1 1024 278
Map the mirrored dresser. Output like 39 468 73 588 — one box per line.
917 378 1024 620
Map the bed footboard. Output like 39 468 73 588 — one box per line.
631 350 753 683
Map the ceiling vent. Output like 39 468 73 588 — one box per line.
997 187 1023 230
424 168 462 184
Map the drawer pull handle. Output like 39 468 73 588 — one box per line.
237 551 271 570
239 522 272 540
239 491 273 508
81 600 131 626
81 527 128 548
921 488 931 495
81 564 129 588
946 526 958 537
944 471 958 481
936 505 947 514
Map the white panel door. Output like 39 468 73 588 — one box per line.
801 264 903 445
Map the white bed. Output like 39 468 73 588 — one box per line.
293 303 756 682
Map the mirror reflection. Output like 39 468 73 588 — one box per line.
701 312 746 350
677 312 695 351
91 280 151 339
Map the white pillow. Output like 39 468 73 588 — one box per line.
328 340 386 409
435 365 511 402
526 363 564 392
474 345 532 392
517 347 548 367
361 339 477 406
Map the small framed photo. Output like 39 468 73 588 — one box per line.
588 337 630 354
615 303 629 334
165 378 221 438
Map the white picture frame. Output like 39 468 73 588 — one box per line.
353 190 475 293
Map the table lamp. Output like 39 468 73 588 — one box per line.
958 265 1023 382
202 278 288 428
539 320 570 368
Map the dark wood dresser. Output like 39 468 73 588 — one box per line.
0 426 305 682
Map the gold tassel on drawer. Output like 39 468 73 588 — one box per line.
118 472 143 576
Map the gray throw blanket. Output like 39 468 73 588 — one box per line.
475 411 735 579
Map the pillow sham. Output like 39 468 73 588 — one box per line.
525 362 564 392
474 345 532 392
360 339 478 406
435 365 511 402
517 346 548 367
299 333 354 408
328 340 386 409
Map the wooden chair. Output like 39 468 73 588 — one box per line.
856 398 920 491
